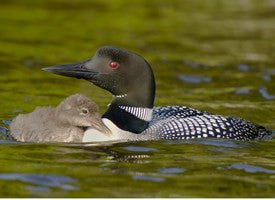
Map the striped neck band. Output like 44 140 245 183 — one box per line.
119 106 153 122
115 94 128 98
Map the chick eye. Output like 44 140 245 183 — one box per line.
109 61 119 69
81 108 89 115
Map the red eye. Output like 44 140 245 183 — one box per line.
109 62 119 69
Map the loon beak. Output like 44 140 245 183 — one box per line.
43 61 98 80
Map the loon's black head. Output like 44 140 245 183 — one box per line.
43 46 155 108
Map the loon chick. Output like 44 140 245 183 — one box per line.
10 94 111 143
43 46 271 141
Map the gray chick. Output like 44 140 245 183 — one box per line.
10 94 111 143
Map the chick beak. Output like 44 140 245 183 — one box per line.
91 118 112 136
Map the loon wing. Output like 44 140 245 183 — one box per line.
148 106 270 141
151 106 209 122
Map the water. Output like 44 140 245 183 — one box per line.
0 0 274 197
0 140 274 197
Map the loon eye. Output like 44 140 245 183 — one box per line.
81 108 89 115
109 61 119 69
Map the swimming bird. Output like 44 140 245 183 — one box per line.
10 94 111 143
43 46 271 142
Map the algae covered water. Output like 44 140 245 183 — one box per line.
0 0 274 197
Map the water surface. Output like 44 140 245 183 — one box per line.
0 0 274 197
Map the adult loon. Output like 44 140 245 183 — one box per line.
10 94 111 142
43 46 271 141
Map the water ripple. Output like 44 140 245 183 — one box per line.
219 163 275 174
235 88 250 95
164 138 249 148
132 175 164 182
26 186 51 192
178 74 212 84
157 167 185 174
181 60 210 69
2 119 12 126
0 126 8 135
236 64 251 72
262 74 271 82
258 86 275 100
0 173 78 190
0 140 19 145
122 146 158 152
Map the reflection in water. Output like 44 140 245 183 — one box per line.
157 167 185 174
132 175 165 182
26 186 51 192
160 59 210 69
258 87 275 100
262 68 275 82
236 64 251 72
262 74 271 82
228 163 275 174
235 88 250 95
178 74 212 84
66 143 154 164
2 120 12 126
181 60 210 69
0 140 19 145
122 146 158 152
0 126 8 135
0 120 12 141
0 173 78 191
0 137 274 197
164 138 250 148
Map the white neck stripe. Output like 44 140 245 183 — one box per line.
119 106 153 121
115 94 128 98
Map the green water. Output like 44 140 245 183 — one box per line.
0 0 274 197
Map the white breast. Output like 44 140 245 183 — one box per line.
82 118 130 142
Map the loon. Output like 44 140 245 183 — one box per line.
10 94 111 142
43 46 271 142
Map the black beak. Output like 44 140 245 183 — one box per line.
42 61 98 80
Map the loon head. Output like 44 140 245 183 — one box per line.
44 46 156 133
56 94 111 136
43 46 155 108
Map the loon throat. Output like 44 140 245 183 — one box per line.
102 102 151 134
